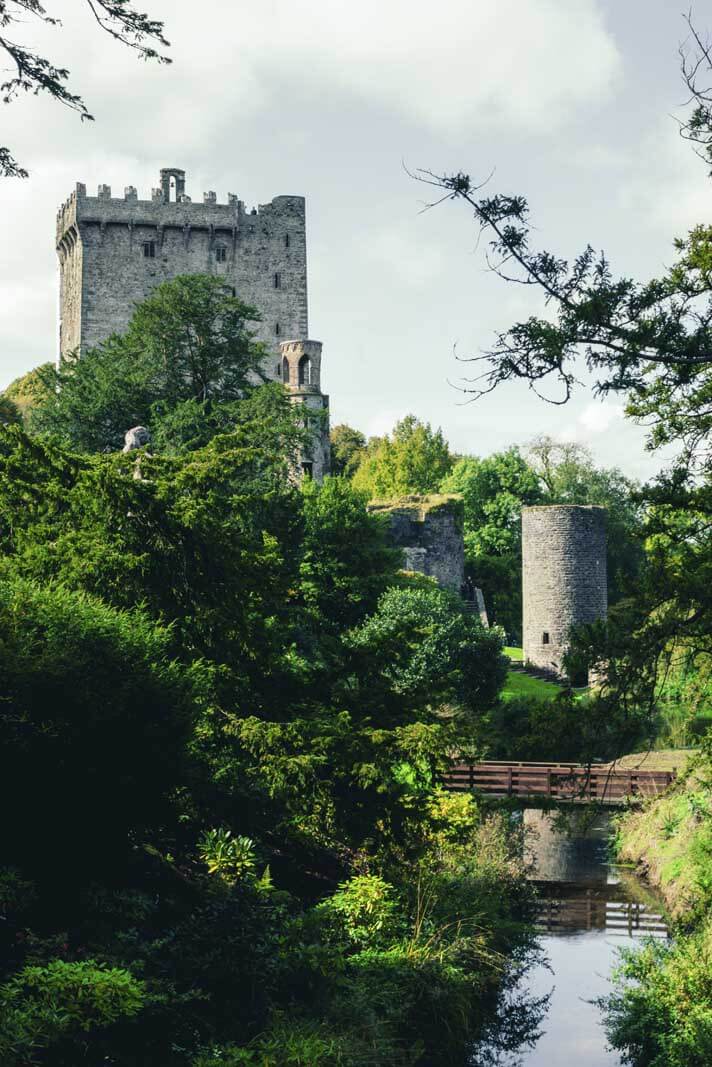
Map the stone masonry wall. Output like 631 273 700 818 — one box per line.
522 505 607 677
367 495 465 592
56 175 308 373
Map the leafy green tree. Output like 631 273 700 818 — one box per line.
418 22 712 715
298 476 401 632
0 395 21 426
351 415 454 498
0 575 198 885
329 423 366 477
346 583 507 724
440 448 543 641
32 275 266 452
2 363 53 424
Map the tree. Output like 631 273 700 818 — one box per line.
2 362 53 424
416 19 712 717
351 415 454 498
329 423 366 477
440 449 543 640
1 1 170 178
32 275 266 451
0 395 21 426
346 583 507 724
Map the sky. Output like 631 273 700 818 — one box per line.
0 0 708 480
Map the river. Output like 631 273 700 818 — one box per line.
478 808 668 1066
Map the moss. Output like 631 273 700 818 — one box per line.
368 494 464 521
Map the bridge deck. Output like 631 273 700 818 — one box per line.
444 761 676 805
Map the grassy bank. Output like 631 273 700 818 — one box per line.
604 750 712 1065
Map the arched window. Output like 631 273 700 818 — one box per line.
282 356 290 384
298 354 312 386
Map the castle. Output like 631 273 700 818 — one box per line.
55 171 607 676
56 166 329 478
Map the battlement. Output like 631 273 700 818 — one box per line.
56 168 305 246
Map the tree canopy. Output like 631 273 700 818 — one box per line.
351 415 454 498
31 275 266 452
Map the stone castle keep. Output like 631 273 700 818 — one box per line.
56 166 329 477
54 170 607 672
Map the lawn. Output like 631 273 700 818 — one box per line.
501 670 562 701
504 645 524 661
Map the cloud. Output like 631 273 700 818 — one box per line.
4 0 622 167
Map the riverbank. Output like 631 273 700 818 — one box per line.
603 747 712 1066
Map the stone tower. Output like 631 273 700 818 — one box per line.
279 339 330 480
522 505 607 678
55 167 329 478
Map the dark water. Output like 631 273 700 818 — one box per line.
479 809 668 1067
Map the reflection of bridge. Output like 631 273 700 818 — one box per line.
444 761 676 806
533 882 668 938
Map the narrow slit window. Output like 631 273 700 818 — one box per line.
542 632 550 645
143 241 156 258
230 286 236 297
273 272 282 289
275 322 281 336
285 233 291 248
215 246 227 263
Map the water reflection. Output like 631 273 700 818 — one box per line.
472 809 669 1067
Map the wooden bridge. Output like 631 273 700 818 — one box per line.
444 760 676 806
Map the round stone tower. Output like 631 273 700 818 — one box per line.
522 505 607 678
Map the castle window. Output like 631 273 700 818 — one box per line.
542 632 550 645
273 272 282 289
215 246 227 263
298 354 312 386
230 286 236 296
282 356 290 384
285 233 291 248
301 461 313 479
143 241 156 258
275 323 281 336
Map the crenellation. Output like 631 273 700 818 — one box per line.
56 167 309 363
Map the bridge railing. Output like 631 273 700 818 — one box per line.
444 761 676 803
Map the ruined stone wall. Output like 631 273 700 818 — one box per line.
367 495 465 592
56 177 308 368
522 505 607 676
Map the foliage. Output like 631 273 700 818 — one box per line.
2 362 53 423
32 275 266 451
605 931 712 1067
351 415 453 498
0 393 21 426
605 751 712 1065
0 574 198 884
0 0 170 178
0 960 146 1065
329 424 366 478
440 449 542 640
346 583 508 720
0 410 535 1065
